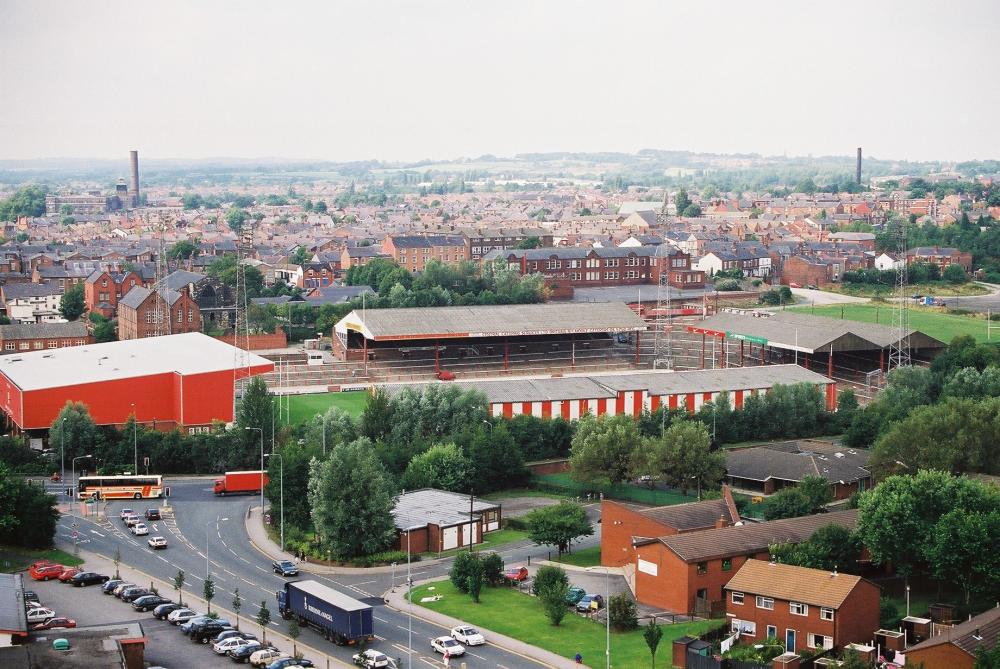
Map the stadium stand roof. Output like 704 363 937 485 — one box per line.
691 311 945 354
336 302 646 341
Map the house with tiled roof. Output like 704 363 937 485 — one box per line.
724 440 873 501
724 559 880 653
382 234 467 272
906 605 1000 669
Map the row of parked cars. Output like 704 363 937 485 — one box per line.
93 578 313 668
503 564 604 612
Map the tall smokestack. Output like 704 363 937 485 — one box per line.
856 147 862 186
129 150 140 207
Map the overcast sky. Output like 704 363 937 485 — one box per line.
1 1 997 163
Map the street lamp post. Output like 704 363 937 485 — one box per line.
264 452 284 551
406 529 412 669
245 427 264 515
586 565 611 669
60 418 66 485
71 455 92 555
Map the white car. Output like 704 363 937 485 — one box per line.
124 514 141 527
167 608 200 625
213 637 259 655
119 507 134 520
250 648 288 667
147 536 167 549
352 649 391 668
26 607 55 624
130 522 149 536
431 636 465 657
451 625 485 646
112 582 137 596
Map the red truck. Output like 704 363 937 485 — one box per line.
213 470 269 496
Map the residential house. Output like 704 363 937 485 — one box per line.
117 286 202 340
905 246 973 272
462 227 552 260
724 559 880 654
382 234 468 272
297 262 335 289
0 321 93 354
487 247 657 290
874 253 901 271
1 282 65 323
341 246 390 271
83 269 147 318
724 440 873 501
906 605 1000 669
827 232 876 251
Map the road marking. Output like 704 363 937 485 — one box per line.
90 530 104 537
374 616 390 623
270 621 281 627
469 652 487 659
152 524 158 531
353 580 377 586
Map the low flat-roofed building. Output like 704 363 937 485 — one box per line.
0 573 28 646
0 621 145 668
392 488 501 553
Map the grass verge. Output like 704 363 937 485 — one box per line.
285 391 368 424
0 546 85 573
412 580 723 666
552 546 601 568
423 528 531 559
788 303 991 343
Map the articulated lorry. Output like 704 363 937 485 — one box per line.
276 579 374 645
212 470 269 496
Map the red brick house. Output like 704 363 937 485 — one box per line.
630 509 858 616
84 269 146 318
724 559 880 654
117 286 202 340
905 246 973 272
297 262 334 289
392 489 501 553
601 487 740 568
382 234 468 272
781 255 835 287
341 246 390 271
906 605 1000 669
0 321 93 354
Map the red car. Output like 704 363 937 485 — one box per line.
436 370 456 381
29 563 66 581
57 568 82 583
31 617 76 631
503 566 529 583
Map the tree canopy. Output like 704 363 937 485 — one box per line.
59 283 85 321
524 500 593 555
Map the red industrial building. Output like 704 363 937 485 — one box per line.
0 332 273 433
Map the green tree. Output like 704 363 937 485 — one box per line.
463 423 528 493
256 600 271 643
88 312 118 343
531 564 569 597
763 487 813 520
943 263 967 284
290 246 310 265
926 508 1000 605
632 420 723 495
360 388 393 442
203 576 215 613
226 207 249 232
173 570 185 606
795 178 818 194
49 402 101 462
308 437 397 558
609 592 638 631
0 463 59 548
644 619 663 669
840 650 869 669
401 443 470 492
232 587 242 629
482 552 504 586
682 203 703 217
167 240 200 260
467 554 485 603
514 236 541 249
975 637 1000 669
674 190 691 215
569 414 641 485
59 282 85 320
538 580 570 626
770 524 862 572
524 501 593 556
0 185 47 221
450 552 480 593
288 618 301 656
314 200 328 214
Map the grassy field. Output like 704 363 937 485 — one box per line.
533 473 698 506
427 529 531 558
412 581 723 666
285 391 368 424
788 303 991 343
827 281 989 298
0 546 84 573
552 546 601 568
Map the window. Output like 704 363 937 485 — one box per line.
766 625 777 639
188 309 193 322
34 341 43 349
76 339 85 346
820 607 834 621
731 591 744 605
625 256 639 266
570 272 582 281
146 312 153 324
605 258 619 267
586 258 599 268
546 260 561 269
19 342 28 350
722 558 732 572
176 309 182 321
756 596 774 610
790 602 808 616
808 634 833 650
625 270 639 279
3 342 13 351
604 271 619 280
568 259 581 269
47 341 58 349
731 619 756 636
697 562 708 575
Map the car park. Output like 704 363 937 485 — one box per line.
144 508 161 521
451 625 485 646
29 563 65 581
112 582 137 597
431 636 465 657
147 535 168 549
214 630 257 644
272 559 299 577
503 566 529 583
57 568 82 583
564 586 587 605
352 649 391 668
576 593 604 612
167 608 200 625
31 617 76 631
191 621 234 643
230 643 274 663
267 658 314 669
102 579 125 594
132 594 171 612
130 522 149 536
250 648 288 667
25 607 55 624
121 588 152 603
153 602 183 619
23 590 40 606
214 637 259 655
70 571 111 587
119 508 134 520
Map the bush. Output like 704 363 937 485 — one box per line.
482 552 505 586
880 597 901 629
538 581 569 626
716 279 741 291
531 565 569 597
450 552 480 593
350 550 413 567
608 592 638 631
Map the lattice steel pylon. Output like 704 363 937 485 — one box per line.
887 218 910 371
652 243 674 370
152 215 170 337
232 220 254 409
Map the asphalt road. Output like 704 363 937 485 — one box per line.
53 478 606 669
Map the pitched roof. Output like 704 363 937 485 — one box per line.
725 441 871 485
389 234 465 248
724 559 869 609
906 604 1000 657
0 572 27 635
638 498 736 531
0 321 89 340
658 509 858 562
2 282 62 300
163 269 207 291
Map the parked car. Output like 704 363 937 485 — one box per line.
153 602 183 619
503 566 529 583
31 617 76 630
29 563 65 581
564 586 587 605
191 621 234 643
183 616 232 635
23 590 40 606
132 595 171 612
102 579 126 594
272 560 299 577
214 630 258 644
230 643 275 663
431 636 465 657
167 608 200 625
70 572 111 587
250 648 288 667
119 508 134 520
112 582 137 597
130 522 149 536
576 593 604 612
144 508 161 521
352 649 391 668
451 625 485 646
25 607 55 624
121 588 152 603
148 536 168 549
215 637 259 655
267 658 314 669
57 568 82 583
